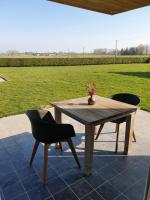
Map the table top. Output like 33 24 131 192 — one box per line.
51 95 137 125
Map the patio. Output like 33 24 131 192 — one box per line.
0 108 150 200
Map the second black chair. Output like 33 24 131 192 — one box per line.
95 93 140 152
26 109 80 184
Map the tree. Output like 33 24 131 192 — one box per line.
136 44 145 55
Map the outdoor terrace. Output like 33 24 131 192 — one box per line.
0 109 150 200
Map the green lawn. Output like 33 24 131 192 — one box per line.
0 63 150 117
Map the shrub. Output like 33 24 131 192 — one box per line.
0 56 149 67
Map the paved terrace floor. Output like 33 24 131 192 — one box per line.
0 109 150 200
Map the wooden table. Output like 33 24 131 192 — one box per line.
51 95 137 175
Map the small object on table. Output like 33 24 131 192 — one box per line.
87 82 96 105
88 96 96 105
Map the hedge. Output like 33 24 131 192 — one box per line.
0 56 149 67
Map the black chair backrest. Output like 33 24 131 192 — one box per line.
26 110 56 142
111 93 140 106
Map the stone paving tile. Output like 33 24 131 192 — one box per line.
114 194 129 200
0 171 19 189
17 166 37 180
64 156 84 169
110 162 147 193
109 156 136 173
70 179 93 199
12 158 29 170
96 181 121 200
27 185 51 200
12 193 29 200
46 197 55 200
82 190 104 200
84 171 106 188
0 161 15 177
50 159 73 175
97 165 119 180
46 177 68 195
54 187 78 200
21 174 42 192
124 178 146 200
2 180 25 200
61 169 83 185
35 166 58 182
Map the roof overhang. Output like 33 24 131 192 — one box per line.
48 0 150 15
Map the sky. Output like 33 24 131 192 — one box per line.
0 0 150 53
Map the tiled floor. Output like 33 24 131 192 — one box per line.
0 109 150 200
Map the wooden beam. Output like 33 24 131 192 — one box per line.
48 0 150 15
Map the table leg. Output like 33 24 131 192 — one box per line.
124 112 135 155
84 124 95 176
54 107 62 149
54 107 62 124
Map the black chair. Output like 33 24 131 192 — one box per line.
26 110 80 184
95 93 140 152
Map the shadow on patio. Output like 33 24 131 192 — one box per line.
0 109 150 200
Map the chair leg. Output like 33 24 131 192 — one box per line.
115 124 118 132
132 131 136 142
115 124 120 152
59 142 63 152
95 123 104 140
55 142 63 151
43 144 49 184
30 140 40 166
67 138 81 168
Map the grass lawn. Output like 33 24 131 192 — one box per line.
0 63 150 117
